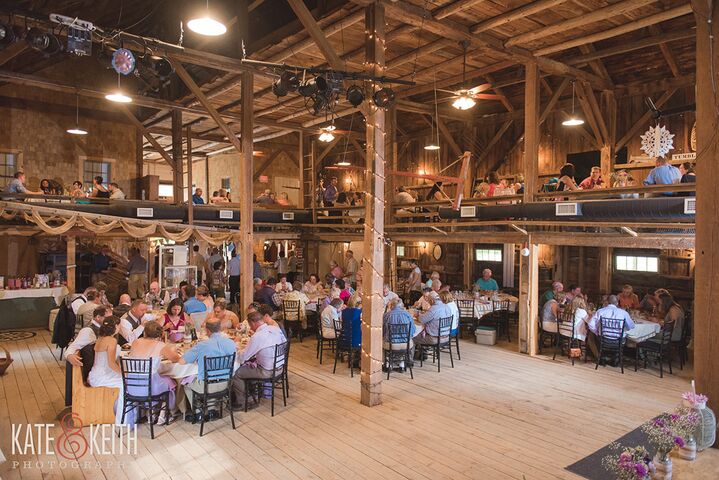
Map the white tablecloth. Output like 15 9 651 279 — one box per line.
455 294 519 319
0 286 68 306
626 319 662 343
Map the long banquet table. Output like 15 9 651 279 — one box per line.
0 286 69 329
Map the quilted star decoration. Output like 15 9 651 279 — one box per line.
640 125 675 158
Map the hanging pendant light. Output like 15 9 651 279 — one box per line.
425 74 441 150
319 121 336 143
188 0 227 36
562 81 584 126
67 94 88 135
105 73 132 103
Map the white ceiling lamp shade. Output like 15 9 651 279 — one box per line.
562 81 585 126
188 1 227 36
451 93 476 111
67 94 88 135
105 73 132 103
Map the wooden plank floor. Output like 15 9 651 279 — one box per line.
0 330 716 479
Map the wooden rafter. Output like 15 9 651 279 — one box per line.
436 117 464 157
120 106 174 166
477 120 514 167
648 25 682 77
0 42 27 67
578 44 613 87
574 82 604 148
471 0 569 33
582 82 609 145
287 0 345 70
615 89 678 151
539 77 570 125
505 0 655 47
253 150 285 181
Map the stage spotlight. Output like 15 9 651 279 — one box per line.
26 28 62 56
0 21 15 48
346 85 364 107
310 95 329 116
298 76 327 97
372 87 395 109
152 57 173 79
272 71 299 97
112 48 136 75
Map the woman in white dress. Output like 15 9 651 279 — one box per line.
129 321 180 424
88 317 124 424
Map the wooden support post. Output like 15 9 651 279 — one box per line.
204 155 210 201
601 90 617 181
523 61 539 203
240 71 254 316
519 241 538 355
598 247 612 294
360 1 385 407
691 0 719 444
66 236 76 294
171 109 184 203
298 133 305 207
187 127 194 225
135 128 144 199
519 60 540 354
464 243 473 289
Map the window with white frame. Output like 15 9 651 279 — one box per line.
0 152 16 188
158 184 174 198
615 254 659 273
83 160 112 191
221 177 231 192
475 248 502 262
396 245 405 257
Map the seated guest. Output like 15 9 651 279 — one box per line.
65 306 113 367
275 275 293 293
474 268 499 291
586 295 635 358
557 163 580 191
69 181 86 198
76 288 102 328
196 286 214 312
639 288 669 313
284 286 310 327
329 260 344 282
254 189 274 205
119 300 150 346
657 292 684 342
254 277 280 311
231 312 287 410
302 274 324 297
540 281 563 309
485 171 502 197
541 292 564 334
383 284 400 306
617 284 640 309
5 171 42 195
321 299 344 339
108 182 125 199
565 284 584 303
415 291 452 346
174 281 189 302
87 317 124 424
439 291 460 336
570 296 590 341
256 303 280 329
40 178 62 196
113 294 132 318
183 285 207 314
179 318 237 421
341 295 363 346
579 166 605 190
644 157 681 190
426 271 442 292
90 175 110 198
413 287 434 312
94 281 112 307
69 287 93 319
335 278 352 304
145 281 170 309
129 320 179 424
205 298 240 330
383 298 416 347
612 170 640 199
679 162 696 184
192 187 205 205
162 298 188 342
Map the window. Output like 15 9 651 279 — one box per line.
475 248 502 262
616 254 659 273
83 160 111 191
396 245 405 257
0 152 16 188
221 177 231 192
158 184 174 198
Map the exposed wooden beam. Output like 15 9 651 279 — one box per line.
436 117 464 157
380 0 613 90
253 150 285 181
539 77 570 125
170 58 244 156
287 0 345 70
348 136 367 163
567 29 695 66
485 73 514 112
574 82 604 149
477 120 514 169
471 0 569 33
648 24 682 77
120 106 174 166
582 82 609 145
317 137 342 163
578 44 613 87
0 42 27 66
505 0 655 47
615 89 677 151
615 75 694 96
534 4 693 56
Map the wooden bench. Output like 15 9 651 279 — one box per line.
71 366 119 425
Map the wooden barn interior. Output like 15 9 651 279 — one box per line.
0 0 717 478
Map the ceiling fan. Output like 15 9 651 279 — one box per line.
438 42 506 110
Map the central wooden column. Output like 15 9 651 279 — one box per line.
691 0 719 446
360 1 386 407
240 71 254 315
519 61 540 355
171 109 184 203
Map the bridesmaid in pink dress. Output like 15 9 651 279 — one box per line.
162 298 188 343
